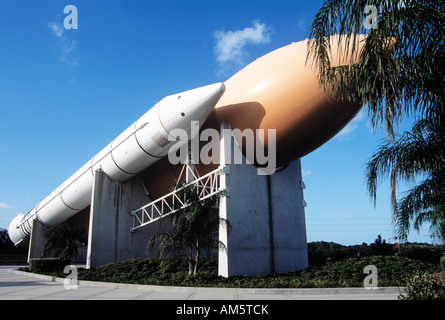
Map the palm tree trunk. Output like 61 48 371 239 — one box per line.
193 239 199 275
188 245 193 275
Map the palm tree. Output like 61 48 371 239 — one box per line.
366 118 445 241
307 0 445 241
147 183 230 275
42 222 84 262
306 0 444 135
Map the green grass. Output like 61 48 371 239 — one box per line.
27 255 444 289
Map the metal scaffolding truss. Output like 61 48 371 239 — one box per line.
130 166 225 232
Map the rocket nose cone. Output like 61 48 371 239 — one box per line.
159 82 226 131
202 82 226 98
186 82 226 124
183 82 226 116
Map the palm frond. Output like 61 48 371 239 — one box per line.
365 117 445 240
307 0 445 134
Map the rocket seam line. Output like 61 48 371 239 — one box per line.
134 134 163 159
19 217 33 235
157 105 170 135
34 211 52 229
110 151 135 175
59 194 80 211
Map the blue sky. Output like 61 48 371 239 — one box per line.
0 0 435 245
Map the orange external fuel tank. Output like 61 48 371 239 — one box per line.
139 35 365 199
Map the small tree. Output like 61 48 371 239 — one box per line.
147 183 230 275
42 222 83 262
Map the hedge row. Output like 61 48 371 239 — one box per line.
29 257 70 273
74 256 443 289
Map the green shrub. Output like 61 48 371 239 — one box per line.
29 257 69 273
159 257 189 277
295 256 441 287
398 246 443 263
399 271 445 300
30 256 444 289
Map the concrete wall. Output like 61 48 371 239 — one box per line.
27 219 46 262
28 216 86 263
86 170 157 268
218 124 308 276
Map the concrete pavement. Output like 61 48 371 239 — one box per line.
0 265 403 300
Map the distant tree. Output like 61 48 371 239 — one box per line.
147 183 230 275
307 241 357 265
0 228 16 253
0 228 28 254
370 235 394 255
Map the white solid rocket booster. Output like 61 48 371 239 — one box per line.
8 82 226 246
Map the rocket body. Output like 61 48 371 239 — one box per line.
8 83 225 245
8 36 367 245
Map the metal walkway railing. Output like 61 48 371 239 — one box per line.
130 167 225 232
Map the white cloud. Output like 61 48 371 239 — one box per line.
336 109 366 139
213 20 272 74
48 21 64 38
0 202 14 209
48 21 79 66
337 122 358 138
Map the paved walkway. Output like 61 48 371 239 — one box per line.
0 265 402 300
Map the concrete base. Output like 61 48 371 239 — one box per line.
81 122 309 275
86 170 155 268
218 125 308 277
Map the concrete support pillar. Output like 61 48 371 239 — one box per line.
27 219 47 262
86 169 154 268
218 124 308 277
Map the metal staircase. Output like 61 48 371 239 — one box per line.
130 164 225 232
